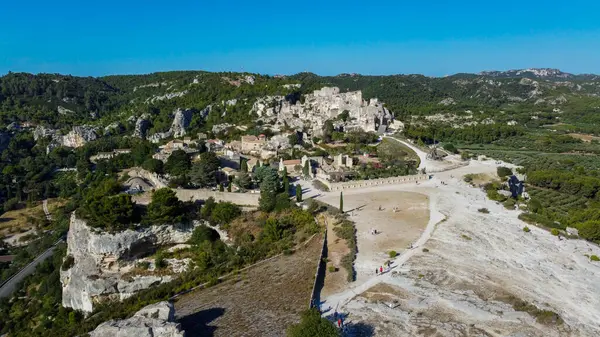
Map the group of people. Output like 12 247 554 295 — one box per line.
375 261 392 275
370 228 379 235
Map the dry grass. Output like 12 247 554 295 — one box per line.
174 234 323 337
0 198 66 236
321 213 351 297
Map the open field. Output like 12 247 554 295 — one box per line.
320 190 429 284
173 234 323 337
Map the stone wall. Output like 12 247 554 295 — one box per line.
174 189 260 206
320 174 429 192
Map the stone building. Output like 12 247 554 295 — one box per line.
241 135 267 154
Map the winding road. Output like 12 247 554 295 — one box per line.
0 199 60 299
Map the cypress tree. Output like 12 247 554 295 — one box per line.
296 184 303 202
340 191 344 213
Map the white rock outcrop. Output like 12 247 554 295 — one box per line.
61 126 98 148
34 125 98 150
170 108 193 138
104 122 124 136
133 114 151 139
60 213 198 312
251 87 393 136
90 301 184 337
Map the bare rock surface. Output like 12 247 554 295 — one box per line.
90 301 184 337
60 213 197 312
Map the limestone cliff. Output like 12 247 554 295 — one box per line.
60 213 197 312
90 301 184 337
252 86 393 135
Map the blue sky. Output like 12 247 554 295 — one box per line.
1 0 600 76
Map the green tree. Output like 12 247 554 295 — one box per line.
241 159 248 172
219 183 224 192
189 225 220 245
234 172 252 190
259 168 279 212
201 197 216 219
303 160 310 177
262 217 283 242
283 174 290 195
340 192 344 213
288 133 300 146
210 202 241 225
287 308 340 337
296 184 303 202
142 158 164 174
165 149 191 176
145 188 184 225
190 152 221 187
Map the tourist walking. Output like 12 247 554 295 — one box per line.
380 266 383 273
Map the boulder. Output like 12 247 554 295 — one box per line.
90 301 184 337
61 213 198 312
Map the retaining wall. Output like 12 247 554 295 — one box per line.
309 218 328 309
174 189 260 206
321 174 429 192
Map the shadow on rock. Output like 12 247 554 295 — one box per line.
178 307 226 337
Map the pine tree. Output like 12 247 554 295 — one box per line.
283 175 290 195
296 184 303 202
303 160 310 177
340 191 344 213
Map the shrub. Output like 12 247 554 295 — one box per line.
523 226 531 233
136 261 150 270
388 250 398 258
478 208 489 213
155 251 167 269
422 248 429 252
62 255 75 271
463 174 473 183
497 166 513 178
461 234 472 240
550 228 560 236
590 255 600 262
503 198 516 209
328 265 337 273
190 225 220 245
443 143 458 154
